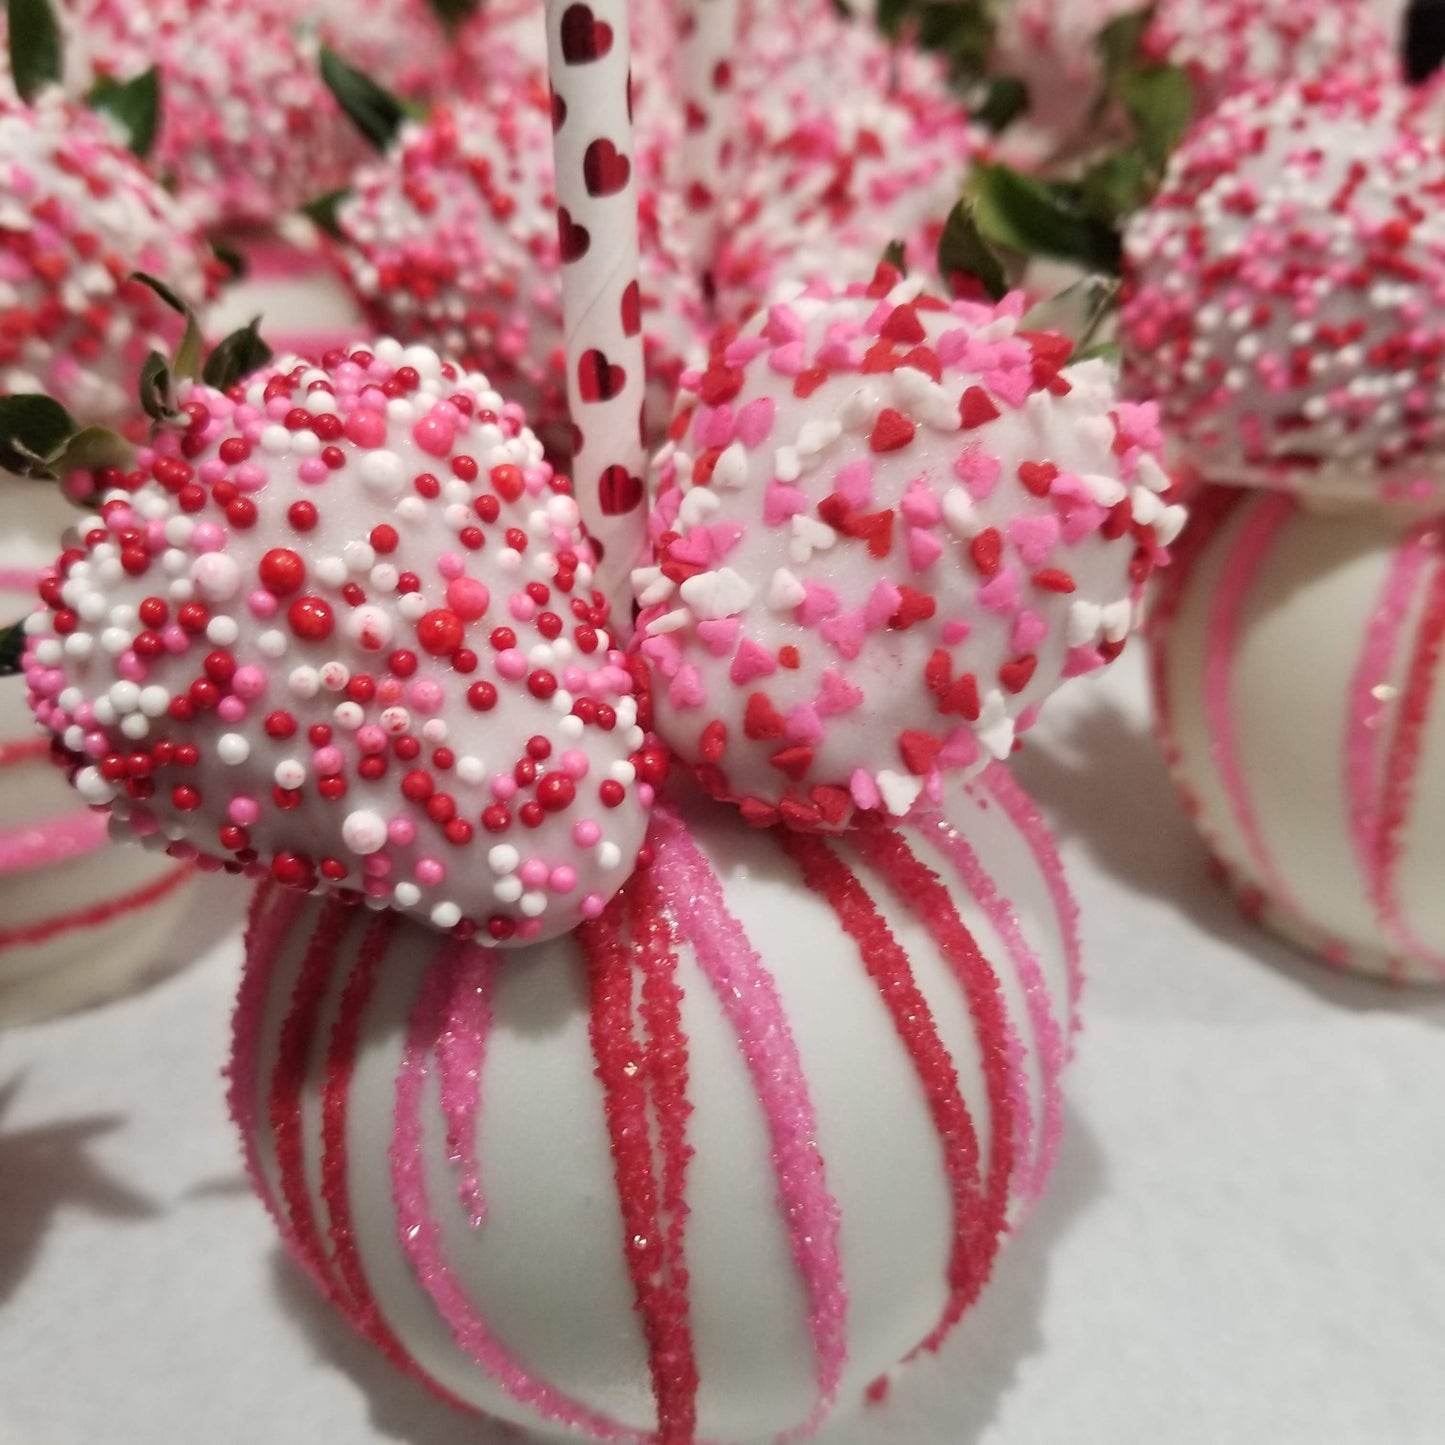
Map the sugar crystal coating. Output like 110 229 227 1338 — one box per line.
634 271 1183 831
1122 76 1445 498
0 91 211 438
25 341 658 944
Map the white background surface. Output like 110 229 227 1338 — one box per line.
1 646 1443 1445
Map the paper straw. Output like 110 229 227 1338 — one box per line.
545 0 649 617
678 0 741 262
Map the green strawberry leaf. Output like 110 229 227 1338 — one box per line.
212 241 246 280
0 620 27 677
88 66 160 159
880 238 908 275
139 350 178 422
1021 276 1120 350
202 317 273 393
937 200 1009 301
130 271 204 380
7 0 64 105
1080 146 1153 225
971 163 1123 275
1096 3 1158 85
426 0 481 30
1118 62 1193 168
56 425 134 480
320 45 406 151
0 393 77 476
976 75 1029 133
300 187 349 240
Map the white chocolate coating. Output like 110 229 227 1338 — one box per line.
1150 486 1445 983
231 771 1079 1441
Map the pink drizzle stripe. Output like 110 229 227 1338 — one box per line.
244 238 336 281
227 883 305 1233
914 809 1066 1203
850 825 1016 1354
0 566 38 593
0 738 51 768
0 859 191 952
650 808 848 1439
982 764 1083 1030
1372 552 1445 974
390 938 646 1443
1201 492 1303 919
0 807 110 874
267 897 356 1301
1347 524 1440 972
436 948 498 1229
314 912 477 1410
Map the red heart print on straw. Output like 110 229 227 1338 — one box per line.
547 0 649 617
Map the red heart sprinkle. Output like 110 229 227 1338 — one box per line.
1018 461 1058 497
699 719 727 762
1000 655 1038 694
970 528 1003 576
958 386 1000 430
743 692 785 740
793 366 828 398
869 408 915 453
769 745 814 781
880 304 926 345
899 730 943 776
890 586 936 630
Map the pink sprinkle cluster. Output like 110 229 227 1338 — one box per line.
25 341 662 944
1121 75 1445 498
0 91 213 433
633 270 1183 831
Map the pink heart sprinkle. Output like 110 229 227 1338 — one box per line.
1063 645 1105 678
696 617 741 656
864 580 901 630
764 481 807 525
729 637 777 684
908 528 943 571
821 610 867 659
941 619 972 645
954 445 1002 499
901 478 942 526
818 669 865 716
698 403 736 449
1012 609 1047 652
668 665 706 709
784 704 825 746
798 581 841 626
1008 514 1060 567
735 396 776 447
850 768 882 810
834 458 874 509
768 341 806 376
978 568 1021 614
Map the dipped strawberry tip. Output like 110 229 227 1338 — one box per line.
23 340 660 946
632 267 1184 832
